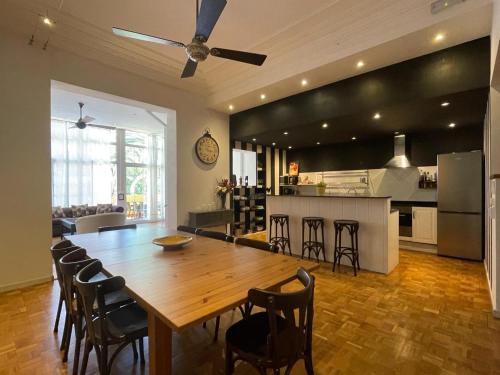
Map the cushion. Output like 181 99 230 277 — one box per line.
96 203 113 214
71 204 88 218
52 206 65 218
63 207 74 218
86 206 97 215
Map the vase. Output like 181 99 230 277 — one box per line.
219 194 227 209
316 186 326 195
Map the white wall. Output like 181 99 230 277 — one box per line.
0 29 229 291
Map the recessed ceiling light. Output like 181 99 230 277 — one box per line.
441 101 450 107
373 113 381 120
448 122 456 128
322 123 328 128
228 104 234 111
356 60 365 68
301 79 308 87
352 136 357 140
272 142 276 146
283 131 288 135
316 142 321 145
434 33 444 42
252 138 257 142
288 146 292 149
43 17 53 26
260 93 266 100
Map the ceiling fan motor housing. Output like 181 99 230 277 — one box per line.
186 38 210 62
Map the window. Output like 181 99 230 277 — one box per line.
232 149 256 186
51 120 165 221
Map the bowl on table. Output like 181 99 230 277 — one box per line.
152 235 193 250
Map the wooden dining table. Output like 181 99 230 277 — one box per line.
69 225 319 374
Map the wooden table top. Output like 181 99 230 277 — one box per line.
69 225 319 331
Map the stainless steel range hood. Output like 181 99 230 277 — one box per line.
385 134 412 168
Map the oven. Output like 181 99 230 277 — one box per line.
393 205 412 237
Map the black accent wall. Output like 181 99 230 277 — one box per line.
287 125 483 172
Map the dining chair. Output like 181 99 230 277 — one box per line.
198 230 234 242
234 237 278 253
225 267 315 375
50 241 82 349
59 248 96 373
75 260 148 375
177 225 201 234
98 223 138 232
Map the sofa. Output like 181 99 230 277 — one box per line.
52 204 124 237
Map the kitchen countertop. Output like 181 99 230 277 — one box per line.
268 194 391 199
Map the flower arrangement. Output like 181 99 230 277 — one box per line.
216 178 235 209
216 178 235 196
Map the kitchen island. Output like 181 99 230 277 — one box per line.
267 194 399 274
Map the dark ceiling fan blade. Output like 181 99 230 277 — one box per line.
195 0 226 41
112 27 185 48
210 48 267 66
181 59 198 78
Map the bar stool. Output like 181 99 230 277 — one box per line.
333 220 360 276
301 217 326 262
269 214 291 255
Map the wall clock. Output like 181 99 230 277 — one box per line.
195 129 219 165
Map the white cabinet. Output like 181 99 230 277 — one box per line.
412 207 437 244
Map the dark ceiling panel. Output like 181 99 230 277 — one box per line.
230 37 490 150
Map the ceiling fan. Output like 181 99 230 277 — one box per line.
70 102 95 129
111 0 267 78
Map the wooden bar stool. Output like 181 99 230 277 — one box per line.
269 214 292 255
333 219 360 276
301 217 326 262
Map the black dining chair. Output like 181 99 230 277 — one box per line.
75 260 148 375
98 224 137 232
177 225 201 234
225 268 315 375
234 237 278 253
50 241 82 352
198 230 234 242
59 249 97 374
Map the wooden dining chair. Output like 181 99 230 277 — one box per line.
50 242 82 351
59 248 96 373
98 223 137 232
177 225 201 234
225 267 315 375
235 237 279 253
198 230 234 242
75 260 148 375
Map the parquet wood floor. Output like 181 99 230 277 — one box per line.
0 249 498 374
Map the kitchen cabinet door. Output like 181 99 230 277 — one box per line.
412 207 437 244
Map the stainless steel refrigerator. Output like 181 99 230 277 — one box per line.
437 151 483 260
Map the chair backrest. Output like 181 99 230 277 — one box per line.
75 260 127 343
52 239 73 249
247 268 315 365
235 237 278 253
59 248 96 317
98 223 137 233
75 212 126 234
198 230 234 242
177 225 201 234
50 244 82 287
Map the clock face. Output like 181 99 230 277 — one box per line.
196 134 219 164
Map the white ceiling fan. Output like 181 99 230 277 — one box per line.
70 102 96 129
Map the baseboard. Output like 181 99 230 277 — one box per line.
399 240 437 254
0 275 53 293
483 261 499 318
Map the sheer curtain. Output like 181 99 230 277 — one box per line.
51 119 116 207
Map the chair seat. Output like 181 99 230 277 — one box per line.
96 302 148 342
226 312 300 358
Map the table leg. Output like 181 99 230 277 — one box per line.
148 312 173 375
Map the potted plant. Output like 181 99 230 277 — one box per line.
316 180 327 195
216 178 235 209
